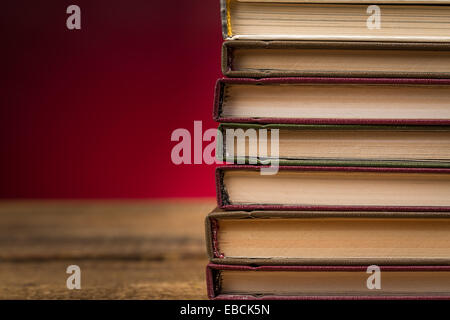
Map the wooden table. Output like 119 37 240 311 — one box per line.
0 200 215 299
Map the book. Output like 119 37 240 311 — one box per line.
206 208 450 265
207 264 450 299
221 0 450 41
216 166 450 210
214 78 450 125
217 123 450 167
210 0 450 301
222 40 450 78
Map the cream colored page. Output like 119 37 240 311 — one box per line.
223 171 450 206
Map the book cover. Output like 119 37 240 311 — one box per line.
207 264 450 300
221 0 450 42
216 165 450 211
206 208 450 265
216 123 450 168
222 40 450 78
214 77 450 125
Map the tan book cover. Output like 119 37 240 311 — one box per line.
221 0 450 41
206 208 450 265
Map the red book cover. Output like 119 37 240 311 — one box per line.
213 77 450 125
216 165 450 211
207 264 450 300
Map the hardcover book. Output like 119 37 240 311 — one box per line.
209 0 450 301
207 264 450 300
222 41 450 78
214 78 450 125
206 208 450 265
217 123 450 168
221 0 450 41
216 166 450 211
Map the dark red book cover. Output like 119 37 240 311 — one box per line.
207 264 450 300
216 165 450 211
213 77 450 125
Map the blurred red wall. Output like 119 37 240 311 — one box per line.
0 1 222 198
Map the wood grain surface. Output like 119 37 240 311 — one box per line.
0 200 215 299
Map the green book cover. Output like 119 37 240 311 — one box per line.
217 123 450 168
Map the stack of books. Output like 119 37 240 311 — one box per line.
205 0 450 299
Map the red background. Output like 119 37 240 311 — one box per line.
0 1 222 198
